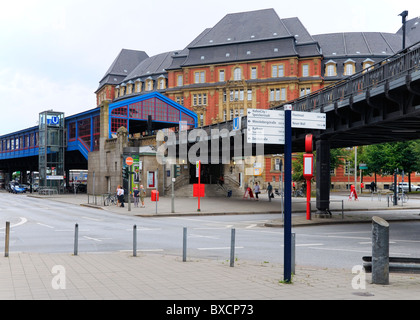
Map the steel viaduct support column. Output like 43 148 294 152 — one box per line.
316 138 331 217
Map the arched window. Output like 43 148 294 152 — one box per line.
233 67 242 81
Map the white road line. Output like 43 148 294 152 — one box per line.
197 246 244 251
37 222 54 229
0 217 28 229
189 234 220 239
82 216 102 221
296 243 324 247
82 236 112 242
120 249 164 252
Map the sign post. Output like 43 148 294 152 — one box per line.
247 107 325 283
125 157 134 212
303 134 314 220
197 161 201 212
283 105 293 283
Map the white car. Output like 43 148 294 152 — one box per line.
390 183 420 192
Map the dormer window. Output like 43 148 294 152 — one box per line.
325 60 337 77
344 59 356 76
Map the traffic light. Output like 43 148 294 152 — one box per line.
173 164 181 178
122 166 129 179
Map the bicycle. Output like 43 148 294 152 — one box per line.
390 192 408 204
104 193 118 206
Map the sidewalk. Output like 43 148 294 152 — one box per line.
1 251 420 300
13 191 420 300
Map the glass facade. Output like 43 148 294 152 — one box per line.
38 111 65 193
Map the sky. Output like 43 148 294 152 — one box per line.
0 0 419 135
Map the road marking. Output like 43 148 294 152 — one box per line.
245 224 257 229
37 222 54 229
120 249 164 252
197 246 244 251
82 236 112 242
189 234 220 239
296 243 324 247
0 217 28 229
82 216 102 221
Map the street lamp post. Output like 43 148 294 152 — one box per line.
399 10 408 50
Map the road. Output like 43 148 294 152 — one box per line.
1 193 420 269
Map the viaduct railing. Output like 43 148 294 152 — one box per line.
277 41 420 112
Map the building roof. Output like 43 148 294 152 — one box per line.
97 49 149 92
100 8 420 89
123 51 179 82
313 32 404 57
188 9 291 48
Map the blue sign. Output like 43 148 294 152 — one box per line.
47 115 60 126
233 117 241 131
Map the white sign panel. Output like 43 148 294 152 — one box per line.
246 109 326 145
247 109 285 145
291 111 326 129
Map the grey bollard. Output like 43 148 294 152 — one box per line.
230 228 236 267
5 221 10 257
183 227 187 262
372 216 389 285
74 223 79 256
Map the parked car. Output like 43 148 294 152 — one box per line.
8 182 26 193
389 182 420 192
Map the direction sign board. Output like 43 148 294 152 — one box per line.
246 109 326 145
247 109 285 144
291 111 326 129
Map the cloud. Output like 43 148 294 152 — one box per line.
0 68 96 135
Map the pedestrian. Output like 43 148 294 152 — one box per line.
133 186 139 207
139 184 146 208
253 182 260 200
267 182 273 202
117 185 125 207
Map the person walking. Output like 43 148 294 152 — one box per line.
133 186 140 207
139 184 146 208
267 182 273 202
117 185 125 207
253 182 260 201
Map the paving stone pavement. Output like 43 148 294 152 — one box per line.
1 252 419 300
3 192 419 301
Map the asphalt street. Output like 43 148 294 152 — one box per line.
1 192 420 270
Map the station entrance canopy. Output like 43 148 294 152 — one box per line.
108 92 197 138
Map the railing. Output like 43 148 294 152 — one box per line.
277 41 420 112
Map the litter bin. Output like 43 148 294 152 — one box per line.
151 190 159 201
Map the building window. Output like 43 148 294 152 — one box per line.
345 64 354 76
344 59 356 76
302 64 309 77
300 87 311 97
247 89 252 101
219 70 225 82
223 110 227 121
233 67 241 81
251 67 257 79
194 71 205 84
327 64 335 76
158 78 165 90
193 93 207 106
177 75 183 86
230 90 244 101
272 64 284 77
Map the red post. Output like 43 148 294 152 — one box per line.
303 134 314 220
306 178 311 220
197 161 201 212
